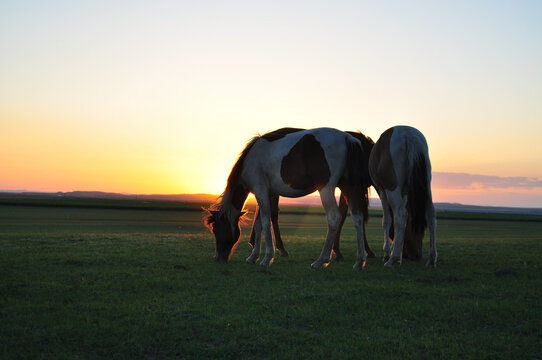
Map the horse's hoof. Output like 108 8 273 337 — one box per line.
384 257 400 268
334 253 345 262
426 259 436 268
260 258 274 267
246 256 258 264
366 251 376 259
382 255 390 263
353 261 365 271
279 250 289 257
311 261 325 269
310 259 329 269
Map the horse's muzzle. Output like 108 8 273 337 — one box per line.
214 253 229 263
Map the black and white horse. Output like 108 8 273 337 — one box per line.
247 131 376 261
204 127 372 269
369 126 437 267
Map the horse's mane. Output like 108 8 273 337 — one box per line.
204 136 258 223
347 131 375 154
225 137 258 193
347 131 375 188
205 128 305 227
226 127 305 194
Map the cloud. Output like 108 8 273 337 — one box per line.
432 172 542 190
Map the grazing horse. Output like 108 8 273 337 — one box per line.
204 127 372 269
247 131 376 261
368 126 437 267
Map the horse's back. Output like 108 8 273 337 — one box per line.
250 127 351 159
370 125 431 191
391 126 431 182
241 127 359 197
390 126 429 161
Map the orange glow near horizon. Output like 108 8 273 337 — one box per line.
2 108 542 209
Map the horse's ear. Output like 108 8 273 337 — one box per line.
203 208 220 230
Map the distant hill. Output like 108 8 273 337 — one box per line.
0 191 217 204
1 190 541 216
433 202 542 216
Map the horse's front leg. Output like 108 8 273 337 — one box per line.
254 194 275 267
246 208 262 264
311 187 340 269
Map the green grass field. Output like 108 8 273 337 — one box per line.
1 198 541 359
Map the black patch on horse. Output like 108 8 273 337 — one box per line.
369 127 398 191
281 134 330 191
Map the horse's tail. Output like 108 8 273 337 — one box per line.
407 152 429 235
345 136 370 223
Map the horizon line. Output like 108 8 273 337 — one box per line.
1 189 542 211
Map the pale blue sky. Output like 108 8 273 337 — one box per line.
1 1 542 206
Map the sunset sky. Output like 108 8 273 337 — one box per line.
1 1 541 207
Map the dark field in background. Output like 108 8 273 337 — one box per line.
1 197 541 359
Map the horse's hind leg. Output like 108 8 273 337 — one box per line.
385 189 407 267
426 200 437 268
248 206 260 248
332 193 348 262
270 195 289 257
311 186 341 269
380 192 393 263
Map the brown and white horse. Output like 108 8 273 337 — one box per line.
204 127 372 270
369 126 437 267
247 131 376 261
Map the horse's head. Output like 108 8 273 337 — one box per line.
204 209 246 262
388 216 424 261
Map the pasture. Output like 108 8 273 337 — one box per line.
1 198 541 359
